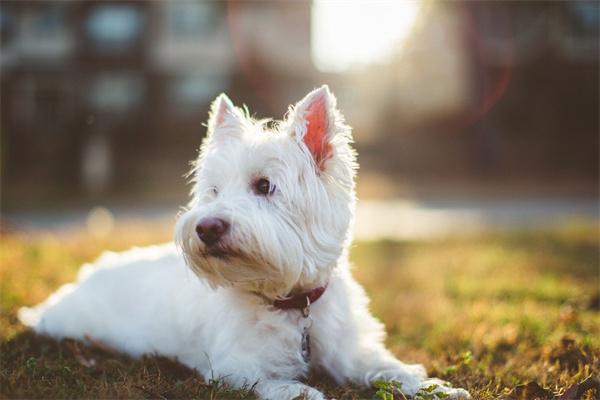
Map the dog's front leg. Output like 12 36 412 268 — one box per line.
195 352 325 400
313 276 470 399
253 379 324 400
319 330 470 399
352 350 470 399
321 340 426 395
209 362 324 399
197 358 325 400
193 330 325 400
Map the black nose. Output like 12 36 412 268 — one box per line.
196 217 230 246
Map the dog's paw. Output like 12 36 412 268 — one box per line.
404 363 427 380
416 378 470 399
255 380 325 400
294 386 325 400
294 389 325 400
281 384 324 400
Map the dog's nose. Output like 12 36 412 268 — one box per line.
196 218 229 246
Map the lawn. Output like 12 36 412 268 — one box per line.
1 222 598 399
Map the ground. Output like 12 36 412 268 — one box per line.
1 223 598 399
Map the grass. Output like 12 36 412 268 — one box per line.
1 222 598 399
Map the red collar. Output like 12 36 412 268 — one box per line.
273 284 328 310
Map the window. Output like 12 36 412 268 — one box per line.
0 5 16 45
30 4 66 38
169 2 218 37
86 5 144 51
567 2 599 34
169 74 227 111
88 74 144 113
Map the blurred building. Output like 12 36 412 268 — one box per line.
0 1 316 207
343 1 598 181
0 1 598 210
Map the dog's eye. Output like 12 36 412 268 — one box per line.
254 178 274 196
210 187 218 196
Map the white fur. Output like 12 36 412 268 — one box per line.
19 86 469 399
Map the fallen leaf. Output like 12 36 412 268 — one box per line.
556 376 600 400
505 381 553 400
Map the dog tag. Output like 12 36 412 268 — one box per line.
301 326 311 362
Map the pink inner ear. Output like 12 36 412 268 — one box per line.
215 101 229 126
304 96 332 168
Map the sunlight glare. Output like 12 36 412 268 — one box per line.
312 0 420 72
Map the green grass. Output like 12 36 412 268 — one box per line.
1 223 599 399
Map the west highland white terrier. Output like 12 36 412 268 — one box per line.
19 86 470 399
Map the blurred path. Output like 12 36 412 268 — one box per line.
3 198 598 240
355 198 598 240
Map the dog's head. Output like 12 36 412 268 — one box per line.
175 86 357 299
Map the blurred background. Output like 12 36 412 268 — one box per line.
2 3 599 396
1 0 598 238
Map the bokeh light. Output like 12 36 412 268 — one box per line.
311 0 420 72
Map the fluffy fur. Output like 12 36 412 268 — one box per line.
19 86 469 399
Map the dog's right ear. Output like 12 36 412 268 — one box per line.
287 85 347 172
206 93 245 140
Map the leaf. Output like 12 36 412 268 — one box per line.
506 381 553 399
25 357 37 370
374 389 393 400
460 351 473 364
374 380 389 390
416 394 435 400
556 376 600 400
422 384 439 393
391 380 403 389
442 365 458 375
372 380 408 400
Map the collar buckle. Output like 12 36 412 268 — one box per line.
301 296 311 318
272 283 328 311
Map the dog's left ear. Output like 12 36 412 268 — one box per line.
288 85 345 171
206 93 245 141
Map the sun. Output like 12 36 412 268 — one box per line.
311 0 420 72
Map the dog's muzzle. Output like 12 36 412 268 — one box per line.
195 217 230 246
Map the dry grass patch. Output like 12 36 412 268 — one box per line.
1 223 598 399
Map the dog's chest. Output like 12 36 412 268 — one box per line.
236 311 313 377
198 294 313 375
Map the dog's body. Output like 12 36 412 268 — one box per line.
20 87 469 399
20 244 427 399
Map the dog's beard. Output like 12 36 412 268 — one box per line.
175 213 302 299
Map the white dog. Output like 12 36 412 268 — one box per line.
19 86 469 399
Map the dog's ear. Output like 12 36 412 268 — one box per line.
206 93 245 140
288 85 345 171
